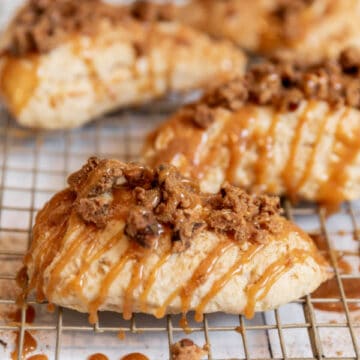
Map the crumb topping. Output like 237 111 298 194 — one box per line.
171 339 207 360
68 157 282 252
3 0 128 55
185 48 360 128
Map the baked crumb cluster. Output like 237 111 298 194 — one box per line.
171 339 207 360
68 157 282 252
3 0 127 55
185 48 360 129
3 0 174 56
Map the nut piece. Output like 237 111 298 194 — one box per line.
171 339 208 360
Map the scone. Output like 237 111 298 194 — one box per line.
21 157 331 323
170 0 360 64
0 0 246 129
144 49 360 209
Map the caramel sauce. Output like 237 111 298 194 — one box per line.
27 355 48 360
282 102 315 201
29 190 75 302
310 233 360 312
155 241 234 318
225 107 256 183
244 249 312 318
123 251 148 320
8 305 35 324
292 108 331 194
317 108 360 211
46 303 55 313
194 243 265 322
60 230 122 299
179 314 192 334
46 226 98 298
11 330 37 360
0 55 39 116
121 353 149 360
72 39 108 99
139 252 171 312
117 330 126 340
253 114 280 188
88 353 109 360
88 248 133 323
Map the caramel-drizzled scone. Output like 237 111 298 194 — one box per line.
0 0 245 129
21 157 330 323
168 0 360 64
144 49 360 209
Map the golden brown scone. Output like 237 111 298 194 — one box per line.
170 0 360 64
0 0 246 129
22 157 330 324
144 49 360 209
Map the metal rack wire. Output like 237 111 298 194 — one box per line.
0 105 359 360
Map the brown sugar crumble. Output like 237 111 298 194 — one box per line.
68 157 282 252
2 0 174 56
171 339 208 360
184 48 360 129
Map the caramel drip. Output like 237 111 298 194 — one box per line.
196 106 256 182
27 355 49 360
293 108 332 193
194 243 264 322
11 330 37 360
179 242 234 314
61 230 122 300
139 252 171 312
88 248 133 323
88 354 109 360
30 212 73 302
282 101 315 200
0 55 39 116
72 39 108 99
154 241 234 318
117 330 126 340
317 108 360 210
123 252 148 320
244 249 315 318
45 226 97 298
253 113 280 188
121 353 149 360
225 108 256 183
8 305 35 324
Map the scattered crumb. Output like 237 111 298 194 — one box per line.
171 339 208 360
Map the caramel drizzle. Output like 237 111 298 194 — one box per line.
123 252 148 320
72 39 110 99
317 108 360 208
45 225 97 298
28 192 74 301
282 101 315 200
60 229 123 301
0 55 39 116
244 249 315 318
139 251 171 312
225 108 256 183
194 242 265 322
154 241 234 318
292 107 332 193
253 113 280 188
88 248 133 323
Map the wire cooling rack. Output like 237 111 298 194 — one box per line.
0 105 359 360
